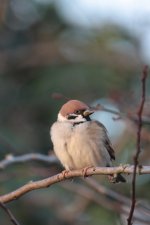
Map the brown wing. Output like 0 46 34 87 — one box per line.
94 121 115 161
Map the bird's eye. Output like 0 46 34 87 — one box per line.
75 110 81 114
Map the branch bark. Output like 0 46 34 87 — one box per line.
0 165 150 204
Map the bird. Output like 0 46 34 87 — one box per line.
50 99 126 183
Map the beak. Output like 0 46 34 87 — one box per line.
83 109 94 117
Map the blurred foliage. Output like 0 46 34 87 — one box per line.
0 1 150 225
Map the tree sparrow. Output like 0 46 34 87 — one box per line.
50 100 126 183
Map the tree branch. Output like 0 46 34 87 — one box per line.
0 165 150 204
127 65 148 225
0 153 58 169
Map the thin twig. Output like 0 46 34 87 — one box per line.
93 104 150 125
127 66 148 225
0 165 150 204
0 202 20 225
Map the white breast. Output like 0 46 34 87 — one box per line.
50 121 75 170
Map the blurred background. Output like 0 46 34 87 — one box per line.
0 0 150 224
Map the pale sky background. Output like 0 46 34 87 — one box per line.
91 99 126 141
54 0 150 63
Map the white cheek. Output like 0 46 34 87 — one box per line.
74 115 86 122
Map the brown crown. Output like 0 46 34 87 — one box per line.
60 100 89 117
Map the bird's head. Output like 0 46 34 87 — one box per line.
58 100 94 123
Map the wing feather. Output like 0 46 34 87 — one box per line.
93 121 115 161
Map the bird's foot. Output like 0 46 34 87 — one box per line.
82 166 95 178
119 163 130 169
61 169 69 179
108 173 126 183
